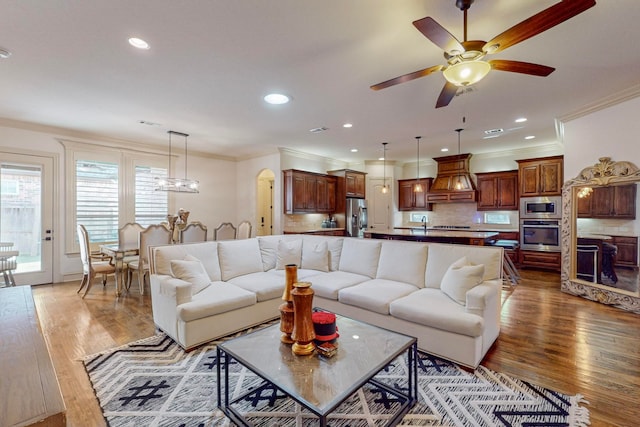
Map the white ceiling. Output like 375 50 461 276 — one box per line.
1 0 638 164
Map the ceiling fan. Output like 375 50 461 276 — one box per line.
370 0 596 108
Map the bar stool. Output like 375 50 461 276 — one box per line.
576 244 599 283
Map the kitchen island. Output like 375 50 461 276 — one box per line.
364 228 499 246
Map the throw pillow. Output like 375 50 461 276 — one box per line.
276 239 303 269
440 256 485 305
301 240 329 272
170 254 211 295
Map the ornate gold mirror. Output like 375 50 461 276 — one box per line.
562 157 640 313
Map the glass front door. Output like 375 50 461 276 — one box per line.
0 153 54 285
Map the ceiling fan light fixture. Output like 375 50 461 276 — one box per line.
443 60 491 86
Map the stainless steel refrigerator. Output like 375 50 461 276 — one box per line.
346 198 368 237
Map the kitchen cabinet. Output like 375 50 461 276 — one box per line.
283 169 336 214
475 170 519 211
577 184 636 219
611 235 638 268
519 250 561 271
398 178 433 211
517 155 563 197
328 169 366 199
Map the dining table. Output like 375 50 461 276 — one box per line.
100 243 139 297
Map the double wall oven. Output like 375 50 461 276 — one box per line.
519 196 562 252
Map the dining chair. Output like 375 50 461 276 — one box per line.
127 224 172 294
77 224 116 298
214 222 237 240
118 222 145 287
180 222 208 243
236 221 252 239
0 242 19 287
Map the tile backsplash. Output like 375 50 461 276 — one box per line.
402 203 519 230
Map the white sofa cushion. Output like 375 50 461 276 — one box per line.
153 241 221 281
227 272 285 302
258 235 280 271
177 282 256 322
304 270 370 300
218 239 264 281
425 244 502 288
338 279 418 315
276 239 303 269
301 240 329 272
390 288 484 337
376 241 428 288
338 238 381 278
303 235 343 271
170 255 211 294
440 257 485 305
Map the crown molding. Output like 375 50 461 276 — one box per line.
557 84 640 124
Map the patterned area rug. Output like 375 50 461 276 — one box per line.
83 325 590 427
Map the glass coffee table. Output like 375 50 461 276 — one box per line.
217 313 417 426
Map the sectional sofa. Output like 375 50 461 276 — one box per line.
149 235 503 368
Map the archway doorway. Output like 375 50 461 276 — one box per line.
256 169 275 236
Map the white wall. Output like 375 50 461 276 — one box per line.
562 95 640 180
0 123 238 282
236 152 281 234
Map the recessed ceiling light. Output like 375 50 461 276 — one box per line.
264 93 290 105
525 135 536 140
483 135 500 139
441 148 449 152
515 117 527 123
378 157 384 161
343 123 353 128
350 148 358 153
128 37 150 50
0 48 11 59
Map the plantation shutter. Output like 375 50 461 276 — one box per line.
135 165 168 226
76 160 119 243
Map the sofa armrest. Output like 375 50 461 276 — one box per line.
465 279 501 316
152 274 194 306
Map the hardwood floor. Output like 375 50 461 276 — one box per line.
31 270 639 427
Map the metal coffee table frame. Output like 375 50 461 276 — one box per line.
217 315 417 427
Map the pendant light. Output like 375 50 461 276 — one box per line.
155 130 199 193
381 142 389 194
413 136 423 193
454 128 464 190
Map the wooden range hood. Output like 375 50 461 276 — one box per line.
427 153 477 203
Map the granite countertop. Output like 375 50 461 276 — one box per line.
577 234 613 240
372 228 499 239
284 227 345 234
395 226 518 233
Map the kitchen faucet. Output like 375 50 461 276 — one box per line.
421 216 427 231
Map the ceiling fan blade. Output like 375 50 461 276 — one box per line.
435 82 458 108
483 0 596 54
413 17 464 54
489 60 555 76
370 65 443 91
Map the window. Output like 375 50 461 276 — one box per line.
63 140 170 253
483 213 511 225
135 165 168 226
76 160 119 243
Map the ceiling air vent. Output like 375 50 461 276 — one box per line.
309 126 329 133
484 128 504 135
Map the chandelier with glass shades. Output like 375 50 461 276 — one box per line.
155 130 199 193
